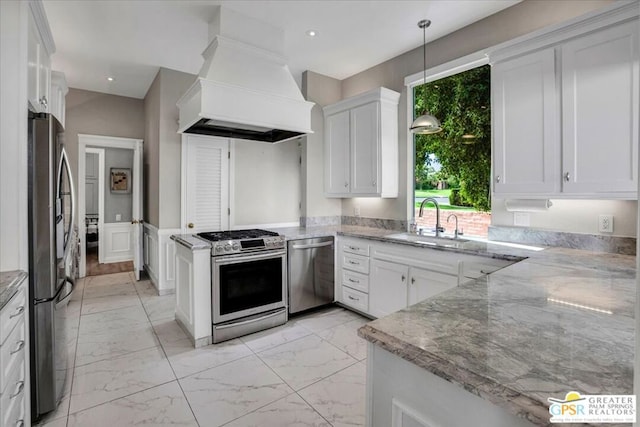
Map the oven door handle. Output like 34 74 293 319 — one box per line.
214 250 286 264
291 241 333 250
215 309 286 330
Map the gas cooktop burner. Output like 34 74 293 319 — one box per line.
198 229 280 242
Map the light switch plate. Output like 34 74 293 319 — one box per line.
354 205 361 217
513 212 530 227
116 214 122 221
598 215 613 233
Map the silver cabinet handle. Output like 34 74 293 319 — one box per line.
348 295 359 301
564 172 570 182
10 305 24 318
348 278 360 283
16 420 25 427
10 380 24 399
401 275 406 282
10 340 25 354
372 180 376 186
348 260 359 265
344 182 348 188
496 175 501 183
411 277 415 284
348 246 359 251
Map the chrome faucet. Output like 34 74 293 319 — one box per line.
418 197 444 237
447 213 463 239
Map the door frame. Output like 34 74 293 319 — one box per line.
84 147 105 264
78 134 143 279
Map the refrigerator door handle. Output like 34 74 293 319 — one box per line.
55 277 75 308
35 276 74 306
57 146 76 262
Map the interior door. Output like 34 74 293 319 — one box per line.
181 134 230 233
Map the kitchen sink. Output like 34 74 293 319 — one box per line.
385 232 469 248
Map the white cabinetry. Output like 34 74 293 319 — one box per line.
27 2 55 113
324 87 400 198
336 236 515 319
181 134 230 233
50 71 68 128
369 260 408 318
174 242 212 347
337 238 370 313
561 21 638 196
491 17 638 199
0 276 29 427
492 48 558 195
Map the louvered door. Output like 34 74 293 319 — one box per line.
182 134 230 233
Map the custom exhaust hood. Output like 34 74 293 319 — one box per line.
177 7 314 143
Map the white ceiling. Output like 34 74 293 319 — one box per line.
42 0 520 99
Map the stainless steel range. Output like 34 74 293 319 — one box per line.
197 229 287 343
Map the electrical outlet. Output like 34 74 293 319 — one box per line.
513 212 530 227
354 205 361 217
598 215 614 233
116 214 122 221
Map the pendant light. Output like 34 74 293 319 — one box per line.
410 19 442 135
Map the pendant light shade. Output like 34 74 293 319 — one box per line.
411 19 442 135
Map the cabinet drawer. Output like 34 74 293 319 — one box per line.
342 287 369 312
3 378 25 427
342 253 369 274
0 316 25 392
1 357 25 427
341 240 370 256
342 270 369 293
1 288 26 345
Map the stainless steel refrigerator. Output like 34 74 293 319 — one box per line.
28 111 76 420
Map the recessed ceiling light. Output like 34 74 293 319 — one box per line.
306 30 318 37
107 77 115 82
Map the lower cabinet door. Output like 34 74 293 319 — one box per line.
408 267 458 306
369 259 408 318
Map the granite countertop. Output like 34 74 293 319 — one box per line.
355 241 635 426
170 234 212 250
0 270 28 311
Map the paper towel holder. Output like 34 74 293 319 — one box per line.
504 199 553 212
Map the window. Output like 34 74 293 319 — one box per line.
413 64 491 238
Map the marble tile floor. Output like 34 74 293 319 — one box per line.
36 271 369 427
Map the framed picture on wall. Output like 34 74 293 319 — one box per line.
110 168 131 193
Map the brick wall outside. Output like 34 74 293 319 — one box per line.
415 209 491 238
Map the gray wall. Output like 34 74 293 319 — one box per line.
144 67 196 229
300 71 342 219
312 0 630 235
65 88 145 204
103 147 134 223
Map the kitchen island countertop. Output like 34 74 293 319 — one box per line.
0 270 28 311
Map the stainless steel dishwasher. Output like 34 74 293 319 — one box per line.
287 236 335 314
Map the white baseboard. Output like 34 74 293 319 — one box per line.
143 222 181 294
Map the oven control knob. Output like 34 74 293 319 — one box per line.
224 243 231 251
232 243 240 251
216 245 223 253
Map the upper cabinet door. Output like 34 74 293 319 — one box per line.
350 102 379 195
325 110 351 196
492 48 559 195
182 135 230 233
562 22 639 196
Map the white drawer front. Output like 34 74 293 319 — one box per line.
1 288 26 345
342 287 369 312
1 357 25 427
342 270 369 293
0 316 25 392
342 253 369 275
341 240 370 256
